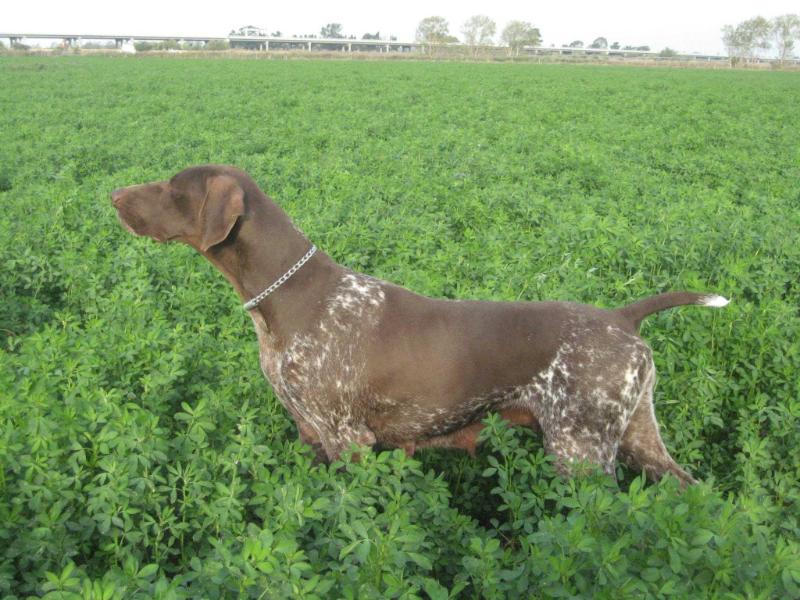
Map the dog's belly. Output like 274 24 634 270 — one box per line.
365 383 539 446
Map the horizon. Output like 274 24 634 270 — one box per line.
4 0 799 57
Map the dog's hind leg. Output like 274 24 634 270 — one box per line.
618 370 697 487
543 427 619 479
537 355 646 480
539 391 624 478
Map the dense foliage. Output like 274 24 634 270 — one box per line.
1 56 798 598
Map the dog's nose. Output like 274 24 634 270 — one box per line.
111 188 125 207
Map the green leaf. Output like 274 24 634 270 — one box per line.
421 577 449 600
641 568 661 583
408 552 433 570
137 563 159 578
691 529 714 546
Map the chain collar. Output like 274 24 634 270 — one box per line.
243 244 317 311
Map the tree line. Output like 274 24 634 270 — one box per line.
415 16 537 57
231 18 651 58
229 19 541 55
123 15 800 63
722 14 799 64
3 15 799 61
414 17 668 57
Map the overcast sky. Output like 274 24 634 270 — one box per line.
4 0 799 56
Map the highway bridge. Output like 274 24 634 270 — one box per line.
0 32 415 52
1 31 777 63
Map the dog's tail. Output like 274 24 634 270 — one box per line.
616 292 729 329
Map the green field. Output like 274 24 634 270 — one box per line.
1 56 799 598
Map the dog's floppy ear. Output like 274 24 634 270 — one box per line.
199 174 245 251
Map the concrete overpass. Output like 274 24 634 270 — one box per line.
4 32 791 64
0 32 416 52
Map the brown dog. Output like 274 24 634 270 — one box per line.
113 165 728 485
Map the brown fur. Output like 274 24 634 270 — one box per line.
112 165 727 486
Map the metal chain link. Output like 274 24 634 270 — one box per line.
243 244 317 310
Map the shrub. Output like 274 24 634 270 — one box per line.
206 40 231 51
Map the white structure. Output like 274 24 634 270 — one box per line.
235 26 268 37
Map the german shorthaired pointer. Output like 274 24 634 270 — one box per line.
113 165 728 486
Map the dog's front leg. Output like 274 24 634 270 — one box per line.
293 418 328 464
319 421 377 463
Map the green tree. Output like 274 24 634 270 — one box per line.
772 14 800 64
722 16 771 65
206 40 230 51
416 16 453 55
589 37 608 49
500 21 541 57
416 16 450 45
320 23 344 38
462 15 496 56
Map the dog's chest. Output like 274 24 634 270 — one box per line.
250 272 386 419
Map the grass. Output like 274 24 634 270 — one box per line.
1 55 799 598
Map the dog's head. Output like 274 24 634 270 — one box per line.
112 165 245 252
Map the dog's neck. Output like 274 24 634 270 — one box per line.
201 192 343 346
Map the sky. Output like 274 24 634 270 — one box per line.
3 0 798 56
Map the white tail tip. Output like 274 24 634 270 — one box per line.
700 295 730 308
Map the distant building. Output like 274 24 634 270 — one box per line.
231 26 267 37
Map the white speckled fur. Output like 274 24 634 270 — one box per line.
251 271 385 459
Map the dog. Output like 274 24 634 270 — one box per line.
113 164 728 485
